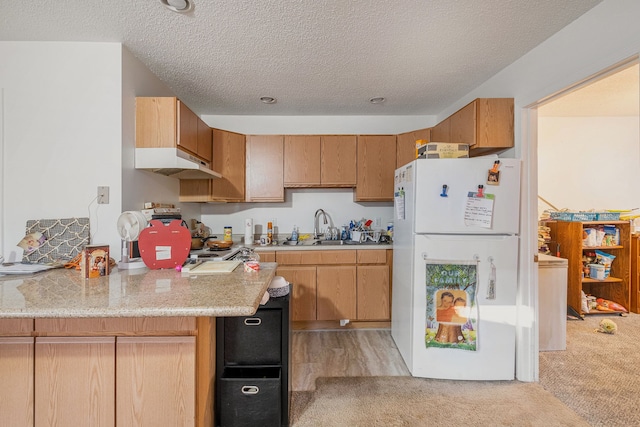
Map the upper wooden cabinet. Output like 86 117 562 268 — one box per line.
283 135 357 187
179 128 246 203
355 135 397 202
321 135 357 187
246 135 284 202
284 135 321 186
136 97 212 163
431 98 514 155
396 128 431 169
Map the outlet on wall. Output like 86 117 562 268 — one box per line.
98 186 109 204
374 217 382 228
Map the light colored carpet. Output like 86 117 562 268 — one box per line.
539 313 640 426
291 376 588 426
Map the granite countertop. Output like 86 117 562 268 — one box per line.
0 262 277 319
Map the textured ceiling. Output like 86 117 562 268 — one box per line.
0 0 602 116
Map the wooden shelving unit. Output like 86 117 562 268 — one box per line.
547 220 631 316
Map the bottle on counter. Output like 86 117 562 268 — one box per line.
267 221 273 244
224 226 233 242
291 225 298 242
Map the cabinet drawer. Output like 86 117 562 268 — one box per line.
0 318 34 336
35 317 196 335
220 367 281 427
224 310 282 365
356 249 387 264
276 250 356 265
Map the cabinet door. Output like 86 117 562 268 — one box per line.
474 98 514 149
0 337 34 427
211 128 246 201
357 265 390 320
450 101 476 145
116 336 195 427
246 135 284 202
35 337 115 427
321 135 357 186
135 97 177 149
355 135 397 201
284 135 321 186
431 116 450 142
317 266 357 320
177 100 199 156
196 116 212 162
276 266 317 321
396 128 430 168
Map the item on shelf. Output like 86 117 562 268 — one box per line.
595 250 616 278
589 264 605 280
596 298 628 313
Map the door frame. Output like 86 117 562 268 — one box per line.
520 55 639 381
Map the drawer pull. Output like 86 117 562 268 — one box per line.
244 318 262 326
241 385 260 395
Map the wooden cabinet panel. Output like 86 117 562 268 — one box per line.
321 135 357 187
631 235 640 313
35 337 116 427
355 135 397 201
0 318 33 336
357 265 390 320
211 128 246 201
178 100 199 155
180 128 246 202
196 116 212 163
284 135 321 186
396 128 430 168
35 317 196 335
0 337 34 427
259 251 276 262
276 250 356 265
116 336 196 427
246 135 284 202
356 249 387 264
135 97 177 149
450 101 476 145
431 117 450 142
277 266 317 321
317 266 357 320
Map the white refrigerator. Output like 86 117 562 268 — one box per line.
392 157 521 380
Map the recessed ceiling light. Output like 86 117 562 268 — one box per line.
160 0 193 13
260 96 277 104
369 97 386 104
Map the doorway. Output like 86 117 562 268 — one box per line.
530 58 639 379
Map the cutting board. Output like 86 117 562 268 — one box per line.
188 260 241 274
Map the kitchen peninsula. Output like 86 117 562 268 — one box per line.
0 263 277 427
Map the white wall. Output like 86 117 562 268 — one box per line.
0 42 123 261
0 42 195 262
538 116 640 215
201 189 394 241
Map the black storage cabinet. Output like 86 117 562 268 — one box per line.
215 290 291 427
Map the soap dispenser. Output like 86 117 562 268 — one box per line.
291 225 299 242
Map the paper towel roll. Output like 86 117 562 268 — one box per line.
244 218 254 244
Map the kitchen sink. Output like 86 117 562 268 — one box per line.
312 240 389 246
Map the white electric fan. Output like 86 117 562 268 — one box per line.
116 211 148 269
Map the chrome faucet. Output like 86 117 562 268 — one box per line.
314 209 329 239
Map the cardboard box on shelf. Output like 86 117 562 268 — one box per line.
423 142 470 159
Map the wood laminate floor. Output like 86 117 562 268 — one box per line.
291 329 410 391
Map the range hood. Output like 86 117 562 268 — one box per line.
135 148 222 180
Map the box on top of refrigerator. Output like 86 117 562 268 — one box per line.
423 142 469 159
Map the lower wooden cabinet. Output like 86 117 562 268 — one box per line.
1 318 200 427
117 336 196 427
35 337 116 427
276 249 391 323
0 337 34 427
316 266 357 320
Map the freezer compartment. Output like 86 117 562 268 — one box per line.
411 158 521 235
409 234 519 380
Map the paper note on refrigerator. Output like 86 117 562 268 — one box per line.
395 189 406 220
464 193 494 228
